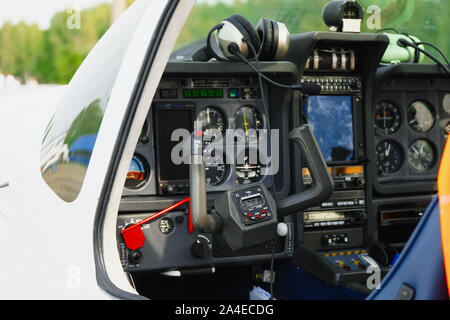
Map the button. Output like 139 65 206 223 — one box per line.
337 261 345 267
343 266 351 271
359 264 366 270
339 252 345 256
160 89 177 98
354 250 360 254
262 209 268 214
361 250 367 254
256 214 261 220
331 252 337 257
324 253 330 257
248 213 253 218
353 260 360 265
347 251 353 255
229 88 240 98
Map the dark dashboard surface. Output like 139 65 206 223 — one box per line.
117 31 449 284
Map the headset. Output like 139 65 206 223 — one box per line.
192 14 290 62
192 14 321 96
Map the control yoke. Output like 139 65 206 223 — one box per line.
189 124 333 251
277 124 334 216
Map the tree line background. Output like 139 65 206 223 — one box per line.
0 0 447 84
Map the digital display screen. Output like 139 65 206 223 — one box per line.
242 195 264 208
307 95 355 162
155 106 193 181
183 88 224 99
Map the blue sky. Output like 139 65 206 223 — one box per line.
0 0 235 29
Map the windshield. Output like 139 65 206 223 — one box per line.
174 0 449 62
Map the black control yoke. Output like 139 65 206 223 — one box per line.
277 124 333 217
189 124 333 251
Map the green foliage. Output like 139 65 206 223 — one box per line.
0 0 448 84
0 4 111 84
175 0 449 64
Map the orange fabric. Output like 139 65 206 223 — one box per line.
438 137 450 296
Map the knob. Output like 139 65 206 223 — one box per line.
190 238 210 259
277 223 288 237
128 250 143 264
164 185 176 194
356 178 365 186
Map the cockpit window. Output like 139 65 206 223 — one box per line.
174 0 449 61
40 2 147 202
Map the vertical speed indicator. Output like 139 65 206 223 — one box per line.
408 139 435 173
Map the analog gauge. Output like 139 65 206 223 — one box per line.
235 106 264 140
204 147 229 187
205 161 229 187
408 139 435 173
235 149 265 185
125 154 148 189
443 94 450 114
408 101 435 133
196 107 226 139
376 140 404 175
198 107 228 187
375 101 401 135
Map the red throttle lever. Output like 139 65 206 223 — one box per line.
121 197 193 250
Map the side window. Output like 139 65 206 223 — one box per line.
40 2 147 202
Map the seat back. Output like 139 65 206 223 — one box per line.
368 196 448 300
438 138 450 295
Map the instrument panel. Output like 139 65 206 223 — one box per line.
121 73 283 197
116 39 449 280
153 77 272 195
373 75 450 188
117 62 299 273
375 99 438 177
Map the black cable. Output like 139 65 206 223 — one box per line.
269 234 277 300
415 41 450 67
399 33 421 63
398 39 450 75
245 39 279 198
229 44 302 90
241 40 278 300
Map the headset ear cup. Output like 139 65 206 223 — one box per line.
256 18 275 61
225 14 261 57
